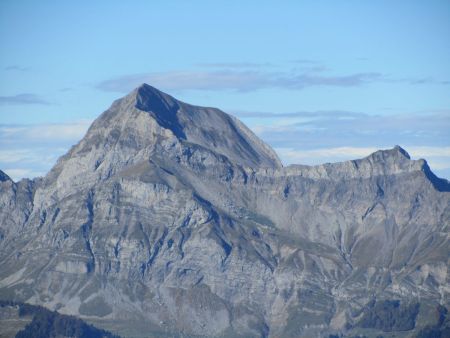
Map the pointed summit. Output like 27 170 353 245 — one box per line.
92 83 282 168
365 145 412 165
134 83 177 104
40 84 282 197
132 83 186 139
392 145 411 159
133 83 180 116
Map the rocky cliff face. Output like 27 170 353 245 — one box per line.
0 84 449 338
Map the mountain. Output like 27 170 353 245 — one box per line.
0 84 449 338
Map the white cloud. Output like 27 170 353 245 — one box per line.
406 146 450 158
0 121 91 181
251 109 450 179
2 168 46 181
0 120 91 142
0 149 39 163
243 110 450 160
96 70 386 93
1 114 449 181
275 146 380 163
0 93 50 105
96 64 450 94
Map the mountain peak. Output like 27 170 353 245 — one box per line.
363 145 412 166
392 145 411 159
51 84 282 191
136 82 157 92
135 82 165 95
121 84 282 168
133 83 178 111
128 83 186 139
1 85 449 338
367 145 410 160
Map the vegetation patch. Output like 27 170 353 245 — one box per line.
0 300 119 338
79 296 113 317
357 299 420 332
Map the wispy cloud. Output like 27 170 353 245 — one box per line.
276 146 450 163
4 65 30 72
0 146 63 181
284 73 382 88
386 76 450 86
235 109 450 178
0 121 90 142
0 93 50 105
196 62 273 68
244 110 450 149
275 146 450 179
0 148 61 164
96 69 386 93
290 59 321 64
1 111 449 180
276 146 380 163
0 121 91 181
97 70 271 92
97 67 449 93
1 168 46 181
233 109 364 119
406 77 450 85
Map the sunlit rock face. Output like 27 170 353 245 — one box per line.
0 84 449 338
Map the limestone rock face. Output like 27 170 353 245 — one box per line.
0 84 449 338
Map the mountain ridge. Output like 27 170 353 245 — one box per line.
3 84 447 186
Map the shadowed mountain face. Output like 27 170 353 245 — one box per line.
0 84 449 338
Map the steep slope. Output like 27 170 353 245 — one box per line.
0 171 37 245
0 84 449 338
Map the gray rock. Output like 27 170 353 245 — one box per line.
0 84 449 338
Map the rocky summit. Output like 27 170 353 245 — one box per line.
0 84 449 338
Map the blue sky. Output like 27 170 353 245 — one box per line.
1 0 449 180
